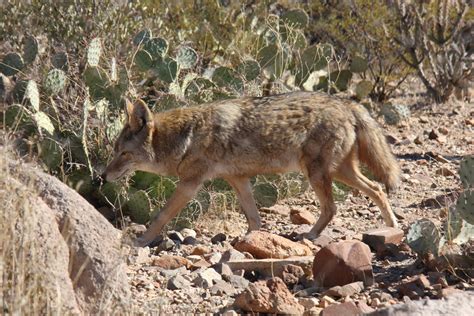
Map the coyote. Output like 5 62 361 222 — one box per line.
103 92 400 247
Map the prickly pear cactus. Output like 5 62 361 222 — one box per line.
456 190 474 225
350 55 368 73
381 103 410 125
257 44 288 79
133 29 152 46
51 52 69 70
100 182 126 206
44 69 67 95
0 52 24 76
459 156 474 188
25 80 39 111
212 67 243 92
23 35 39 64
143 37 168 59
445 207 474 244
87 37 102 67
281 9 309 29
176 46 198 70
237 60 261 81
132 171 161 190
295 44 331 87
355 80 373 100
125 190 152 224
33 111 55 135
152 57 178 83
66 169 94 196
134 50 153 72
83 66 109 99
149 177 176 200
39 138 62 170
407 219 443 256
254 182 279 207
330 70 353 92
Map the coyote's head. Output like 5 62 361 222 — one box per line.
103 99 155 182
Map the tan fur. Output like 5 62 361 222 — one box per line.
103 92 400 246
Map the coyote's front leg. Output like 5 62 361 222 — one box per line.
135 179 202 247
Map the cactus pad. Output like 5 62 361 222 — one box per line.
144 37 168 59
33 111 55 135
212 67 243 92
281 8 309 29
381 103 410 125
44 68 67 95
100 182 126 206
456 189 474 225
149 177 176 200
134 49 153 72
459 156 474 188
25 80 39 111
0 52 24 76
407 218 443 256
237 60 261 81
23 35 39 64
152 57 178 83
355 80 373 100
87 37 102 67
52 52 69 70
177 46 198 69
295 45 330 86
66 169 94 197
39 138 62 170
133 29 152 46
83 66 109 99
125 190 152 224
257 44 288 79
350 55 368 73
254 182 279 207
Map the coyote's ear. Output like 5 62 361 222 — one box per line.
125 98 154 133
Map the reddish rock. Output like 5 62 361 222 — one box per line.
281 264 305 286
233 277 304 314
191 245 211 256
362 227 404 251
313 240 374 287
397 275 431 299
152 255 192 270
321 301 361 316
234 231 312 259
323 281 364 298
290 208 316 225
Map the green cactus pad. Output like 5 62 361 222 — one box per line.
133 29 152 46
39 138 62 170
33 111 55 135
87 37 102 67
237 60 261 81
149 177 176 200
3 103 31 128
44 69 67 95
177 46 198 69
330 70 352 91
0 52 24 76
118 67 129 92
0 74 11 98
257 44 288 79
294 45 329 86
51 52 69 70
131 171 161 190
105 84 124 108
12 80 28 102
254 182 279 207
459 156 474 188
381 103 410 125
185 77 215 97
25 80 39 111
407 218 443 256
100 182 126 206
134 49 153 72
456 190 474 225
106 118 123 141
152 57 178 83
83 66 109 99
66 169 94 197
143 37 168 59
445 207 474 244
281 9 309 29
355 80 373 100
212 67 243 92
125 190 152 224
350 55 368 73
23 35 39 64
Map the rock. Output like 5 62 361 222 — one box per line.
414 135 423 145
167 230 184 243
152 255 192 270
313 235 333 248
225 274 250 289
298 297 320 310
397 275 430 299
222 310 239 316
362 227 404 251
226 256 313 278
319 295 337 308
438 127 449 135
321 301 361 316
160 266 188 279
323 281 365 298
220 248 246 262
167 274 191 290
181 228 197 238
128 246 151 265
191 245 211 256
290 208 316 225
205 252 222 265
435 167 456 177
157 237 175 252
234 231 312 259
313 240 374 287
7 159 130 313
211 232 227 244
186 255 202 263
260 205 291 215
281 264 305 286
183 236 197 245
192 258 212 269
369 291 474 316
233 277 304 314
212 262 233 277
428 129 439 140
210 279 236 296
193 268 222 288
386 134 399 144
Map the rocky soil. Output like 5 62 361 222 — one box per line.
124 99 474 314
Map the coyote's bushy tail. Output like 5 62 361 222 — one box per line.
352 106 400 192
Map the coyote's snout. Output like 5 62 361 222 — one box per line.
103 92 400 247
